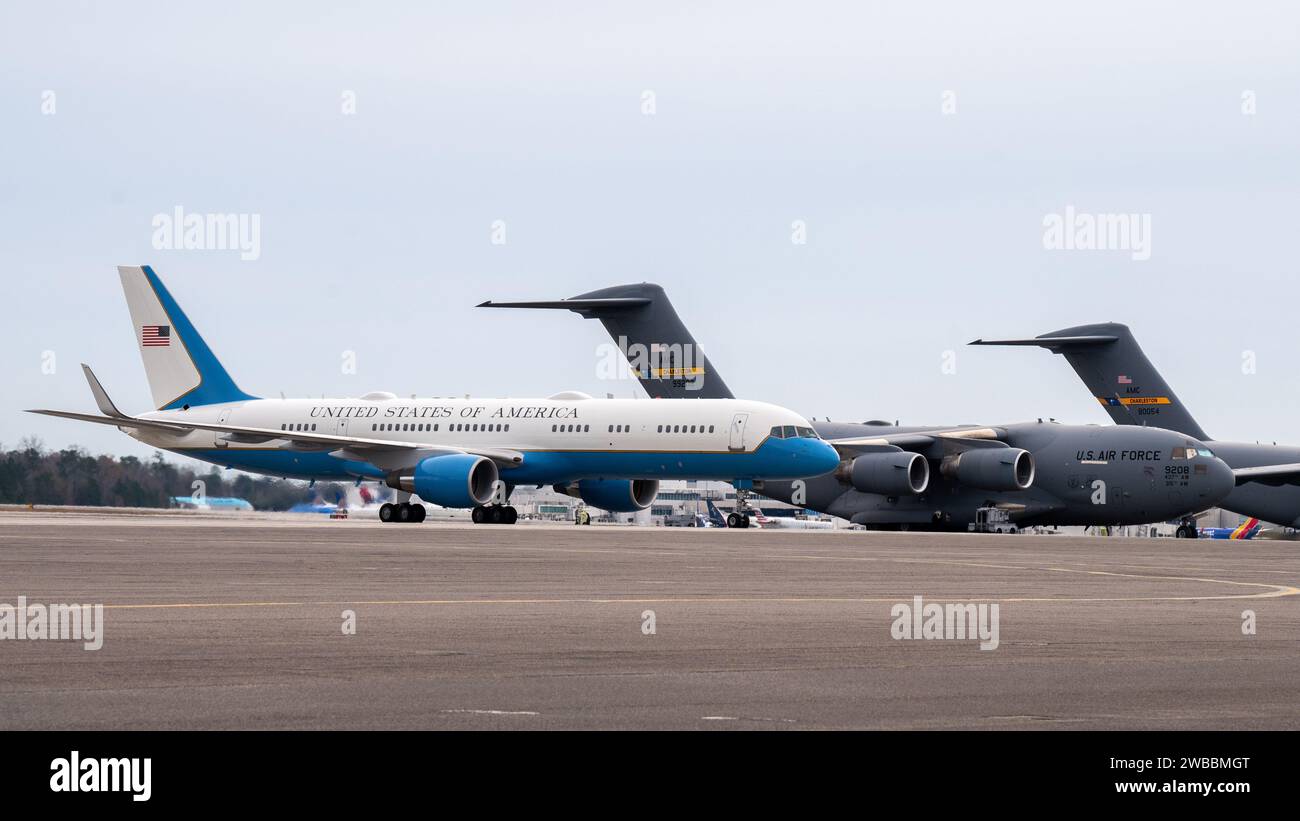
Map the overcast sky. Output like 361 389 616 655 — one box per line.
2 1 1297 461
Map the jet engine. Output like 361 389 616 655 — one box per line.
837 451 930 495
940 448 1035 491
387 453 498 508
554 479 659 512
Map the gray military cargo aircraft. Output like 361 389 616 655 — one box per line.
480 285 1235 534
972 323 1300 528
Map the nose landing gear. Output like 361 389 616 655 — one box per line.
726 487 754 528
726 511 752 528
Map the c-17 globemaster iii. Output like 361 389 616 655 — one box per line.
480 284 1241 534
972 322 1300 529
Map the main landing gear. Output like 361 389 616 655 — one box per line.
379 502 426 524
471 505 518 525
379 503 520 524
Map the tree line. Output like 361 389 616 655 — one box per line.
0 439 344 511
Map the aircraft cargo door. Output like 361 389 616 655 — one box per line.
728 413 748 451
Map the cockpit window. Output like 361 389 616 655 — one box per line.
772 425 820 440
1197 448 1214 458
1171 447 1197 460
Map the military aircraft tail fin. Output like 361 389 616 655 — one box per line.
478 283 734 399
970 322 1210 441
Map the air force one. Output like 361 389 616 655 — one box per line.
972 322 1300 529
28 266 840 524
480 283 1245 533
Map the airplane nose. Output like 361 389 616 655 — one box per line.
805 439 841 476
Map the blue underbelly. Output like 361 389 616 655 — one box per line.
174 440 818 485
504 448 800 484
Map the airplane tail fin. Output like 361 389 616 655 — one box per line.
1233 517 1262 539
478 283 734 399
705 498 727 526
117 265 257 410
970 322 1210 441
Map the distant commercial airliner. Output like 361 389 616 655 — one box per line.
28 266 839 525
1198 517 1263 540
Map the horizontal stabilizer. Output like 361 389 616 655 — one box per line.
969 335 1119 349
477 297 652 314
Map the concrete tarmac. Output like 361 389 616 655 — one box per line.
0 510 1296 730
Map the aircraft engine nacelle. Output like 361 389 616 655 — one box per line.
387 454 498 508
838 452 930 495
941 448 1035 491
554 479 659 512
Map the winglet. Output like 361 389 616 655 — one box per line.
82 364 126 418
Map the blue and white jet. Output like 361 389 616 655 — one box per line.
29 266 840 525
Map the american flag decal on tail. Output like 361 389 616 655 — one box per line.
141 325 171 347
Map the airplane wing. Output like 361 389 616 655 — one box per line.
26 408 525 468
1231 463 1300 487
827 427 1008 458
